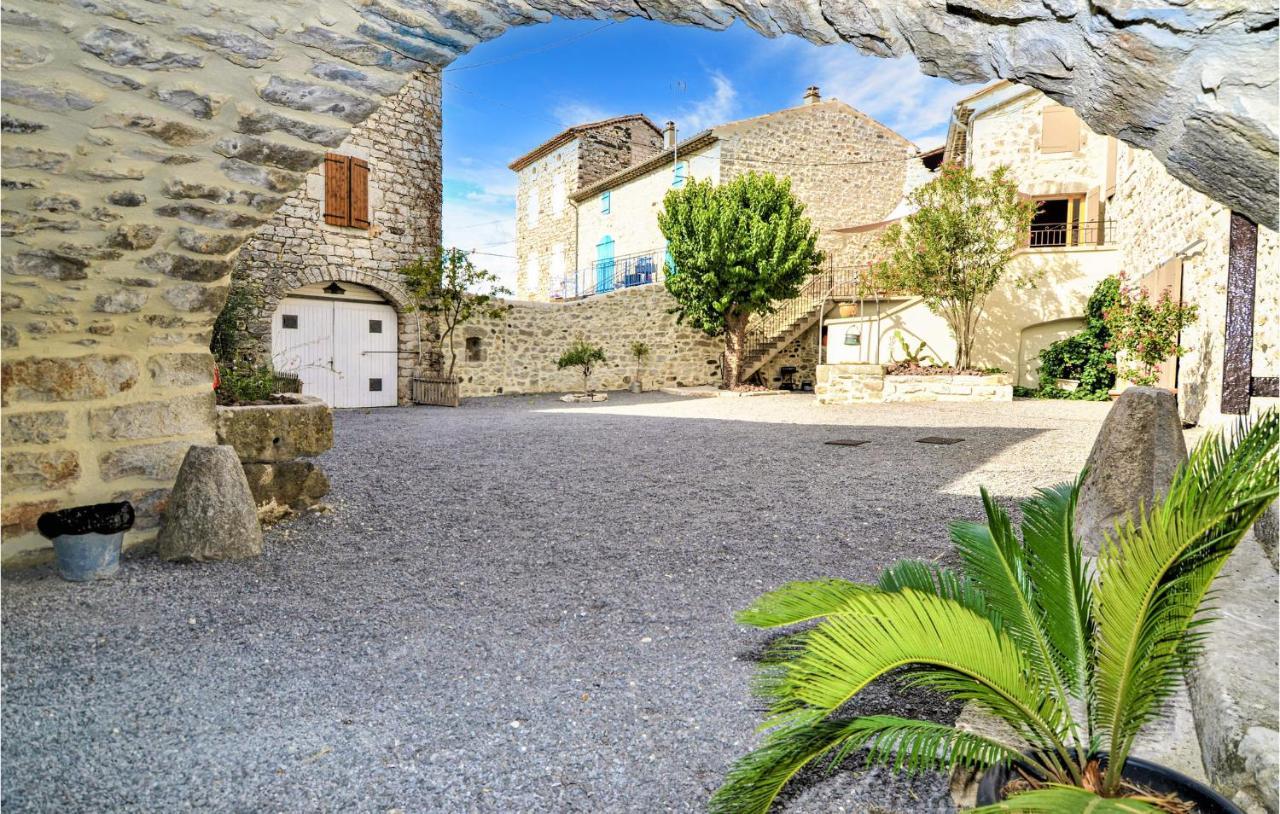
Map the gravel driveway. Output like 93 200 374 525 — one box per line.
2 392 1111 813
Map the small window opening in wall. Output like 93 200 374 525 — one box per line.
369 319 382 333
369 378 383 392
465 336 484 363
283 314 299 329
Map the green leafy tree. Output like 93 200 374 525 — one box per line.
630 341 651 388
712 411 1278 814
874 164 1037 370
400 248 511 379
556 339 607 395
1104 275 1198 387
658 172 823 389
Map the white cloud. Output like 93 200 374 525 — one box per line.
662 70 739 135
800 48 980 148
552 101 613 128
442 156 518 293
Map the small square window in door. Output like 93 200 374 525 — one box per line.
283 314 299 329
369 319 382 333
369 378 383 392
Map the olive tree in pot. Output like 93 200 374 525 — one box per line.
711 410 1278 814
557 339 607 401
629 341 651 394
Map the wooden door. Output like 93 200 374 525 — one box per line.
272 298 336 404
331 300 397 408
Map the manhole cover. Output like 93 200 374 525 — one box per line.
916 436 964 445
825 439 869 447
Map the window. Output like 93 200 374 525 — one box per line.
550 242 565 288
551 176 564 216
369 319 382 334
672 160 688 188
1028 197 1084 247
1040 106 1082 154
465 336 484 363
282 314 298 329
323 153 370 228
369 378 382 392
526 189 540 226
601 191 611 213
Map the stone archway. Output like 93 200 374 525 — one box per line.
1 0 1276 560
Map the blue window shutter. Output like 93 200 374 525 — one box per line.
672 161 687 188
601 191 611 213
663 243 675 277
595 235 615 293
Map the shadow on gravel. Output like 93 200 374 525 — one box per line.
2 400 1065 813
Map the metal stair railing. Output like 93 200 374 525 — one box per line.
741 265 863 375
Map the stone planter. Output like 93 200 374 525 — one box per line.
215 395 333 515
816 365 1013 404
560 392 608 403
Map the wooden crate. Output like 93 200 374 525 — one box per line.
411 376 460 407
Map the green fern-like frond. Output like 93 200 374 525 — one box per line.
877 559 997 623
969 785 1164 813
1093 410 1279 788
736 579 866 628
761 588 1068 761
1021 476 1093 698
710 714 1022 814
951 490 1077 744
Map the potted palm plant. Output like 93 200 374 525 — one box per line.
712 410 1278 814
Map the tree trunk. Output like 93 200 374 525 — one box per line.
723 310 750 390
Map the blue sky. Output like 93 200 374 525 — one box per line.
441 18 981 289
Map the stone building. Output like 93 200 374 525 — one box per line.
509 115 665 300
229 70 443 406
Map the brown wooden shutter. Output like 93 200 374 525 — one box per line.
1084 186 1102 244
1104 136 1118 198
324 153 350 226
349 158 370 229
1041 106 1081 153
1138 257 1185 390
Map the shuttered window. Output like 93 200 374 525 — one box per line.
1040 106 1082 154
324 153 371 228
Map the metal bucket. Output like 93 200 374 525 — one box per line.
51 531 124 582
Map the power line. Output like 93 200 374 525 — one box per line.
443 21 617 73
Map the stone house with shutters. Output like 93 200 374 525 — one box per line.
229 71 442 406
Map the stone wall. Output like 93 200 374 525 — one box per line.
1109 143 1280 426
451 285 721 396
758 325 819 389
230 71 442 404
815 364 1013 404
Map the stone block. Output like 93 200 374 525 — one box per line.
2 498 59 537
2 410 69 445
156 445 261 562
88 392 215 441
98 440 190 481
214 396 333 462
1076 387 1186 555
110 487 170 530
2 449 79 492
147 352 213 387
241 460 329 509
1 354 138 406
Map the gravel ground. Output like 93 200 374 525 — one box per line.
2 392 1112 813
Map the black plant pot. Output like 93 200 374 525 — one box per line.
976 754 1242 813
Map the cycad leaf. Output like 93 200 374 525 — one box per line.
1022 477 1092 696
736 579 866 628
763 588 1066 753
952 490 1074 736
970 785 1163 813
877 559 997 624
1093 410 1279 782
710 715 1021 814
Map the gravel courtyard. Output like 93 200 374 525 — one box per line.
2 393 1113 813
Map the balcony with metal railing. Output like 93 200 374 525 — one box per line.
551 248 667 300
1024 219 1116 249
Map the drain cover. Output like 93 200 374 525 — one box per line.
916 436 964 445
825 439 869 447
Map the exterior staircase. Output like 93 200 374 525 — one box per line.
740 267 860 382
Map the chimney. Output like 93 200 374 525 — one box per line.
663 121 677 149
803 86 821 105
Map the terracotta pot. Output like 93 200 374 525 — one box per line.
837 303 859 318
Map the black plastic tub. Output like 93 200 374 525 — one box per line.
976 754 1241 813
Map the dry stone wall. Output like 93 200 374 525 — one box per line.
1 0 1276 564
452 285 721 396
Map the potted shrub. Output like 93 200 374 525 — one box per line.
630 341 651 394
711 411 1278 814
1104 274 1198 393
557 339 607 402
37 501 135 582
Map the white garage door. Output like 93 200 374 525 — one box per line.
271 295 398 408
